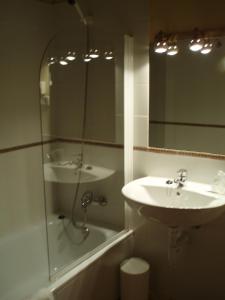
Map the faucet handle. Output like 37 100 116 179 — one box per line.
177 168 187 174
177 169 188 181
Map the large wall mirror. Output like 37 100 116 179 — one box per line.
149 35 225 156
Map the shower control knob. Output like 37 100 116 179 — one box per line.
58 214 66 220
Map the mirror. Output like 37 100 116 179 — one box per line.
149 36 225 156
40 30 124 145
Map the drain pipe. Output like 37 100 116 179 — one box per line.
168 227 190 268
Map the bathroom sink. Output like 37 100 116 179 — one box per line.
122 176 225 227
44 162 115 184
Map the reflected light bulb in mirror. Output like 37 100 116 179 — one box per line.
104 51 114 60
189 38 204 52
47 57 57 66
167 44 179 56
89 49 100 58
66 51 76 61
154 41 168 54
59 57 68 66
201 42 213 55
83 54 92 62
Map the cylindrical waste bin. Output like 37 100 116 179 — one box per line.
120 257 150 300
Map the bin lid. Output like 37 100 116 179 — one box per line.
120 257 150 275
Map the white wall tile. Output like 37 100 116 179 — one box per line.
134 83 149 116
134 116 149 147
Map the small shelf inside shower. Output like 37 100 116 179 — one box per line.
44 162 115 184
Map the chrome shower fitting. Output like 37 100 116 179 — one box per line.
81 191 108 209
81 191 93 209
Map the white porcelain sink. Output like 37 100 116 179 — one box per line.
44 162 115 184
122 176 225 227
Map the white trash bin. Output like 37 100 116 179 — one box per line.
120 257 150 300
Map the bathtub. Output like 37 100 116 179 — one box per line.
0 214 132 300
0 222 49 300
47 214 119 276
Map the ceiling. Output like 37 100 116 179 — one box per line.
149 0 225 41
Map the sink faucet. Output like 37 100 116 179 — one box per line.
174 169 188 188
70 152 83 169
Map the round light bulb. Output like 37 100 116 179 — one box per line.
189 38 204 52
154 41 168 54
66 51 76 61
83 54 92 62
104 51 114 60
89 49 100 58
59 57 68 66
47 57 57 66
167 45 179 56
201 42 213 55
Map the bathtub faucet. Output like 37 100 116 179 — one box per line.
81 191 108 209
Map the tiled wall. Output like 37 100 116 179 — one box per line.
133 7 150 147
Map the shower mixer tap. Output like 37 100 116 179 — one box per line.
81 191 108 209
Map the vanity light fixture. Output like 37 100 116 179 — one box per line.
104 51 114 60
83 53 92 62
65 51 76 61
154 31 168 54
89 49 100 58
59 57 68 66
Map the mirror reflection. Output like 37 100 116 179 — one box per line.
40 31 122 144
149 36 225 155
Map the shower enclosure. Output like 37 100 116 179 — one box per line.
0 0 126 299
39 0 125 276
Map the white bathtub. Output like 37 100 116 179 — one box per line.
0 214 132 300
47 214 118 276
0 222 49 300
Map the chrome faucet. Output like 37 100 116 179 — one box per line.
70 152 83 168
174 169 188 188
81 191 108 209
